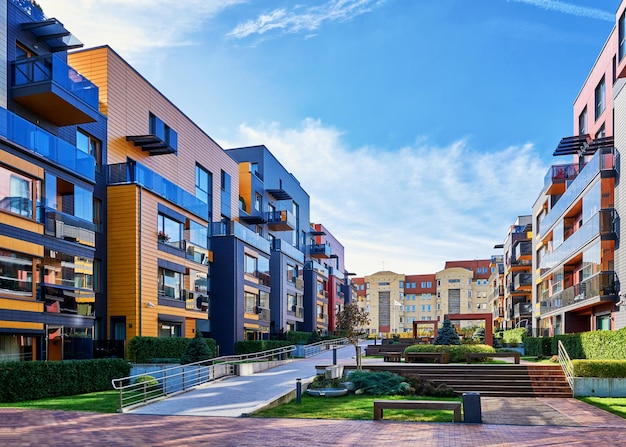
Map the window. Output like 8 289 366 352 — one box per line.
93 198 103 232
399 281 404 288
254 193 262 212
595 123 606 139
245 255 257 277
149 113 178 152
250 162 260 178
0 166 35 218
287 263 297 281
195 165 212 206
595 76 605 121
159 321 182 338
158 213 182 248
0 249 34 296
158 268 182 300
618 12 626 62
76 129 102 172
245 291 258 313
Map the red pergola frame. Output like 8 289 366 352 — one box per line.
411 320 439 339
444 313 493 346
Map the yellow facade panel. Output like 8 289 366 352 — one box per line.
0 235 43 257
0 213 43 234
0 320 43 330
0 297 43 311
0 151 44 178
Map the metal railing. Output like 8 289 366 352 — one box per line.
557 340 574 390
300 337 349 358
111 345 295 413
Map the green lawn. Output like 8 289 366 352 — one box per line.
0 390 120 413
579 397 626 419
252 394 461 422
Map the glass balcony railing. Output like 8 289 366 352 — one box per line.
514 302 532 318
41 207 96 247
540 210 615 274
211 221 270 254
542 163 579 193
309 243 331 258
546 272 616 313
266 209 296 231
0 107 95 181
513 273 532 290
13 54 99 109
108 161 208 219
305 260 328 276
271 238 305 263
540 148 616 239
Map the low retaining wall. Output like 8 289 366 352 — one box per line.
236 359 292 376
573 377 626 397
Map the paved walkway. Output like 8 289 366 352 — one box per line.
128 343 361 417
3 346 626 446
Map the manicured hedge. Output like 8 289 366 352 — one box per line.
234 340 293 354
404 344 495 363
0 358 131 403
524 337 552 357
127 336 217 363
572 360 626 378
524 328 626 360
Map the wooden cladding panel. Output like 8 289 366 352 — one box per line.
0 297 42 312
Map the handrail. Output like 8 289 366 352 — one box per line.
302 337 349 358
111 344 295 413
557 340 574 390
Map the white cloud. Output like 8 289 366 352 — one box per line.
221 119 548 276
35 0 245 62
507 0 614 22
227 0 388 40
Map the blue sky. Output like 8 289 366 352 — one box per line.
38 0 617 276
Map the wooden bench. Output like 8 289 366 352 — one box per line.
373 399 462 422
380 352 402 362
466 352 520 364
404 352 450 364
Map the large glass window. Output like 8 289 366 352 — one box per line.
595 76 605 121
0 165 36 218
195 164 211 204
190 269 208 293
578 107 588 135
620 11 626 62
74 185 93 222
0 250 34 296
76 129 102 173
158 321 181 338
258 256 270 286
188 220 208 249
158 267 182 300
582 181 600 224
158 213 182 248
43 250 93 290
245 254 257 277
581 242 601 281
245 291 257 313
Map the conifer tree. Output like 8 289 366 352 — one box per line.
180 331 212 364
434 318 461 345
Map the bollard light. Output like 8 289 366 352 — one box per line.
296 378 302 404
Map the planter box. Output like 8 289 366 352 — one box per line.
573 377 626 397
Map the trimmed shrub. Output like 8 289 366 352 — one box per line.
524 337 551 356
404 344 495 363
572 360 626 378
502 328 527 345
404 375 456 397
347 370 410 395
234 340 292 354
286 331 313 345
128 336 216 363
307 374 345 389
0 358 131 402
180 332 213 364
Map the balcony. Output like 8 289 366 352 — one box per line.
291 276 304 290
0 107 95 181
40 284 95 316
287 305 304 319
513 273 532 291
266 209 296 231
513 240 532 262
514 302 532 318
108 161 208 219
493 307 504 318
212 221 270 255
309 243 331 258
492 286 504 299
42 207 96 248
546 272 616 314
255 306 271 322
12 54 100 126
540 148 617 239
271 239 305 263
540 209 617 274
184 291 209 313
543 163 579 195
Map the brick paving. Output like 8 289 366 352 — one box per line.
3 345 626 446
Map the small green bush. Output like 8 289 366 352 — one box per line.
128 336 216 363
133 374 158 387
572 360 626 378
404 344 495 363
502 328 527 345
404 375 456 397
180 332 213 364
347 370 409 395
234 340 292 354
0 358 131 402
307 375 345 389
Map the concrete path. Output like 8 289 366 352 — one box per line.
128 343 362 417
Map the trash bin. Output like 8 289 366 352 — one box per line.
462 392 482 423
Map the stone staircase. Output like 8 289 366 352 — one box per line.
344 364 572 398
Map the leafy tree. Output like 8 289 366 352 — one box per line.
336 302 370 370
180 332 212 364
434 318 461 345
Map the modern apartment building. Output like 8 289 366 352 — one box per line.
401 274 437 333
222 145 309 348
0 0 107 361
69 46 239 348
500 216 533 330
531 1 624 336
488 255 505 330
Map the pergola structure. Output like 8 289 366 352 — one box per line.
444 313 493 346
412 320 438 339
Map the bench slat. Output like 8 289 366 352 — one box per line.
373 400 461 422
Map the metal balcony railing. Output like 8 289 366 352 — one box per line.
546 272 616 312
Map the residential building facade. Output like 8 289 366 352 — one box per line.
0 0 107 361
